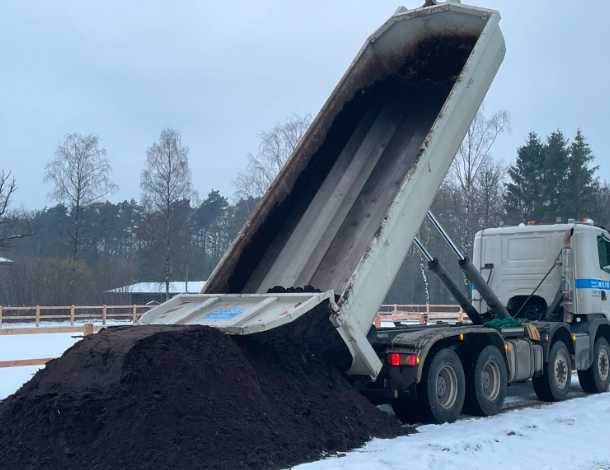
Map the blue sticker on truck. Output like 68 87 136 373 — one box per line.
203 307 243 321
575 279 610 290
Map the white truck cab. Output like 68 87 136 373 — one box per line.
473 222 610 321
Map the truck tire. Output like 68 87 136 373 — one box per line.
422 349 465 423
466 345 507 416
578 337 610 394
533 340 571 402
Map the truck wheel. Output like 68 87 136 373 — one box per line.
466 346 507 416
422 349 465 423
533 340 571 402
578 337 610 394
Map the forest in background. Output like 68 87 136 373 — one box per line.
0 110 608 306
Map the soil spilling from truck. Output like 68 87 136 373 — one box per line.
0 324 404 470
0 34 478 470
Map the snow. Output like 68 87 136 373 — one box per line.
107 280 206 294
0 331 81 399
0 366 41 399
3 330 610 469
298 381 610 470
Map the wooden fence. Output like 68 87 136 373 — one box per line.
0 303 465 330
0 303 464 369
0 323 101 368
0 304 151 327
374 304 465 328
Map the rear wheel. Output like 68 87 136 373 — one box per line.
466 345 507 416
533 340 571 402
421 349 465 423
578 337 610 393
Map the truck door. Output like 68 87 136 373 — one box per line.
595 233 610 317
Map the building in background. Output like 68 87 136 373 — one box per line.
107 281 206 305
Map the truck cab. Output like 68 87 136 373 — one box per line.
473 222 610 321
368 218 610 425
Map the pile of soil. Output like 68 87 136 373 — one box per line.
0 324 404 470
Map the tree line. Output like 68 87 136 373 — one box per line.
0 112 608 306
387 123 609 305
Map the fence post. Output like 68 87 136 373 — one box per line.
102 305 107 326
35 305 41 327
70 305 75 326
0 306 3 328
132 305 137 323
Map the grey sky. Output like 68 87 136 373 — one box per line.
2 1 609 209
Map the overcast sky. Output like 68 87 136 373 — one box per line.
2 0 609 209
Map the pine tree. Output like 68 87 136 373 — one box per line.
563 130 599 220
505 132 545 223
541 130 570 222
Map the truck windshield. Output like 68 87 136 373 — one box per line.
597 235 610 272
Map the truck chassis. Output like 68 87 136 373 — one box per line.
364 315 610 423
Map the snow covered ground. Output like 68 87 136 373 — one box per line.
298 381 610 470
0 320 136 399
3 330 610 469
0 331 81 399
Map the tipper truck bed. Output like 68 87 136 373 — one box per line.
142 1 610 424
141 0 506 379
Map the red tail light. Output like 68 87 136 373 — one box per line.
387 352 420 367
389 353 401 366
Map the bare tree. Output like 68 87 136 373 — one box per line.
141 128 192 298
235 114 311 199
45 134 116 257
0 170 16 219
0 170 26 248
477 158 506 227
450 109 510 250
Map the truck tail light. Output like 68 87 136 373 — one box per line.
387 352 420 367
389 353 401 366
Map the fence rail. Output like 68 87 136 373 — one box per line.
0 304 152 327
0 303 465 369
0 323 102 369
374 304 465 327
0 303 465 329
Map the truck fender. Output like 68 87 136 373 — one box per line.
533 321 575 363
391 327 506 383
567 315 610 370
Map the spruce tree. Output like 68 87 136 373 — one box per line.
505 132 545 223
563 130 599 220
541 130 570 222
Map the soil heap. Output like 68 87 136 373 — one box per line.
0 324 404 470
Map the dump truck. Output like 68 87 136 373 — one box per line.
139 0 610 423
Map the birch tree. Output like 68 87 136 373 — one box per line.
141 128 192 299
450 109 509 251
45 134 115 257
235 114 311 199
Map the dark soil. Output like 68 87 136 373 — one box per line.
0 324 405 470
